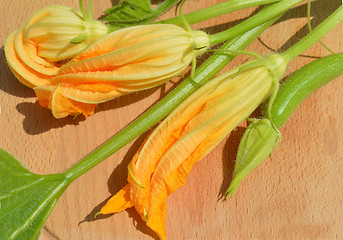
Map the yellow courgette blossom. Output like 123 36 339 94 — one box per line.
100 54 287 240
4 5 108 88
33 24 210 118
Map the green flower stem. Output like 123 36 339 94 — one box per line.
64 17 280 183
88 0 93 20
209 0 303 45
268 52 343 128
282 6 343 63
79 0 88 20
158 0 280 26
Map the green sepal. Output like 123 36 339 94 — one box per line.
70 33 88 44
225 118 279 198
0 148 69 240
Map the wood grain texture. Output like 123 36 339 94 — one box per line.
1 0 343 239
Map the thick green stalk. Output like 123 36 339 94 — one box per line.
158 0 280 25
282 5 343 62
268 52 343 128
64 17 280 183
209 0 303 45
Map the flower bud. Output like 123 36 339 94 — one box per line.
23 5 108 61
4 4 108 88
34 24 210 118
100 54 287 239
225 118 280 198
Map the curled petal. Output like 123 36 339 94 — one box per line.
5 31 56 88
34 84 96 118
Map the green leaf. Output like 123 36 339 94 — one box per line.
0 148 69 240
104 0 180 28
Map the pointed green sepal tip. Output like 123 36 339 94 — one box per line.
225 118 280 198
94 211 101 218
70 34 88 44
143 209 147 223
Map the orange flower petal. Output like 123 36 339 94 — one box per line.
50 84 95 118
100 184 133 215
58 84 122 104
14 30 59 76
34 85 55 108
146 201 167 240
4 31 52 88
35 83 120 116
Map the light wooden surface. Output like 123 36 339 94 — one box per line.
1 0 343 239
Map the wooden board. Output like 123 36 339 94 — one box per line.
1 0 343 239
